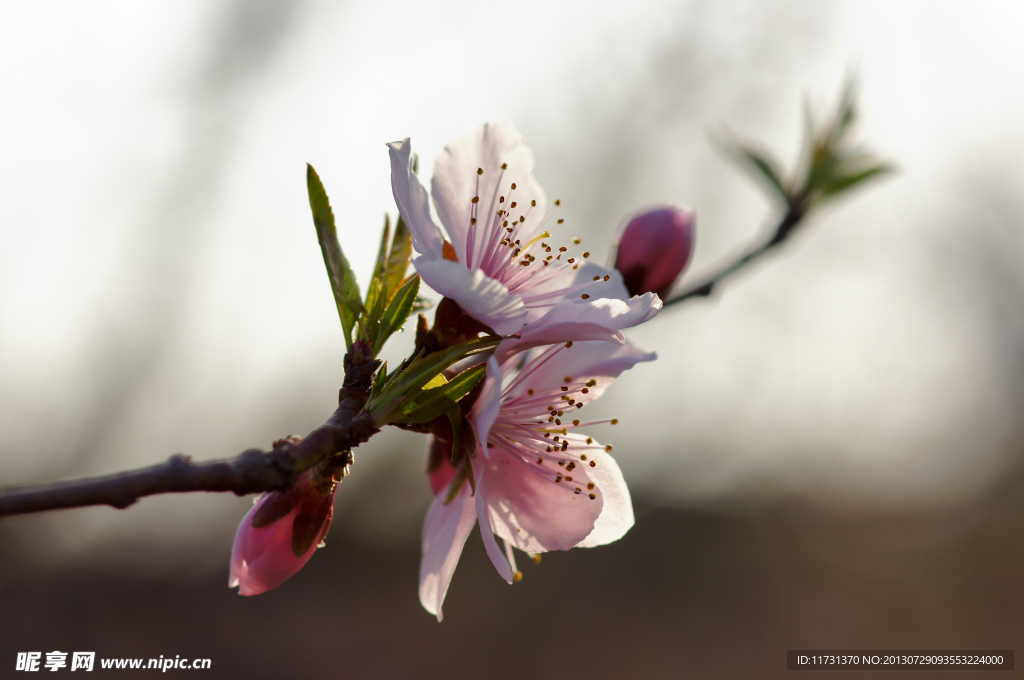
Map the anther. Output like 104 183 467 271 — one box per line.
510 201 517 208
557 219 564 224
611 419 619 425
555 419 561 425
572 419 580 426
573 238 581 245
500 196 505 203
605 445 613 452
567 258 575 263
580 454 588 461
537 457 544 464
559 247 567 252
586 437 593 444
477 168 483 175
514 571 523 582
583 252 590 258
554 199 561 206
546 447 552 452
565 342 573 348
557 410 564 416
531 200 536 207
471 196 479 204
581 294 590 299
560 386 568 392
565 476 573 482
581 388 589 394
564 376 572 382
593 276 600 281
589 460 596 467
527 389 534 395
501 163 508 169
589 493 596 500
511 183 517 190
555 476 562 483
575 488 581 494
603 275 610 281
587 482 594 490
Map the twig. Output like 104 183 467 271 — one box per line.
0 345 381 517
665 194 805 306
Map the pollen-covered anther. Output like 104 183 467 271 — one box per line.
554 199 561 206
513 571 523 582
565 476 573 482
557 410 564 416
589 460 596 467
593 276 600 281
537 457 544 464
574 488 581 495
555 476 563 483
546 446 552 452
587 482 594 490
572 238 581 245
477 167 483 175
605 444 613 452
560 386 568 392
581 294 590 300
611 419 619 425
531 200 536 207
589 493 596 500
603 275 610 282
583 252 591 258
555 419 561 425
581 388 589 394
580 454 588 460
586 437 593 444
565 342 573 348
499 196 505 203
572 419 580 426
566 462 575 471
510 201 517 208
586 379 597 387
471 196 479 204
501 162 508 169
532 554 542 564
527 389 534 395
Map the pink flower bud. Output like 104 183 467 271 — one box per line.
228 470 336 596
614 206 695 298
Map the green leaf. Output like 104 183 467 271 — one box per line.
362 277 387 346
373 274 420 355
395 363 487 424
307 164 363 349
373 214 392 293
446 405 462 463
367 337 498 418
821 163 893 198
368 360 388 402
738 145 788 201
384 216 413 302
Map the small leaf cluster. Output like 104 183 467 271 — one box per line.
306 164 490 428
728 76 892 244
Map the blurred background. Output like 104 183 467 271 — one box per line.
1 0 1023 677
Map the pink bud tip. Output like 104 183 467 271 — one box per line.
228 471 334 596
614 206 695 298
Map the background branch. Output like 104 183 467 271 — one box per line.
0 346 380 517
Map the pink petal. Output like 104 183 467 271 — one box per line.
431 121 547 267
519 262 630 325
387 138 445 259
494 293 662 363
475 471 515 584
503 340 656 408
478 439 604 553
230 504 319 596
419 480 478 621
413 256 528 335
472 356 503 456
564 434 635 548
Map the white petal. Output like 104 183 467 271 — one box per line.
388 138 445 259
413 256 528 335
431 121 547 267
521 262 630 323
494 293 662 363
569 435 635 548
419 481 477 621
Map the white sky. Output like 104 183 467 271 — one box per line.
2 0 1023 555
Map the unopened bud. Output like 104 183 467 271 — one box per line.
228 469 337 596
614 206 695 298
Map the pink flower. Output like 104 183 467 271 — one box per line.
388 122 627 335
419 339 656 620
614 206 695 298
228 469 336 596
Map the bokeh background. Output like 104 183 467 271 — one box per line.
2 0 1023 677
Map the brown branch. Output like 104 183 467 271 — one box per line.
0 345 381 517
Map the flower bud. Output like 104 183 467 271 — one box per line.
614 206 695 298
228 468 337 596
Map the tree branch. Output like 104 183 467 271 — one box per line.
0 345 381 517
664 195 805 307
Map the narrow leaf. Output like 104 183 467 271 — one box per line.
384 216 413 302
373 274 420 355
396 364 487 424
821 164 893 197
307 164 363 349
738 146 788 200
